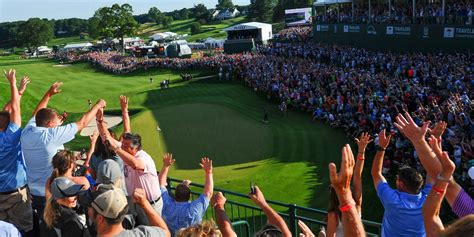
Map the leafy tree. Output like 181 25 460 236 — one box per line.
88 4 138 50
161 16 173 28
249 0 274 23
16 18 53 52
148 7 162 23
193 4 210 23
190 22 202 35
216 0 234 10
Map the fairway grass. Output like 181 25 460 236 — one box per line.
0 56 383 222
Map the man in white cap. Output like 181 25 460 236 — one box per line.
86 185 170 237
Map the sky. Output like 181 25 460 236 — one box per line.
0 0 251 22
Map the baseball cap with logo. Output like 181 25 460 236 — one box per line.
91 186 128 219
50 177 84 199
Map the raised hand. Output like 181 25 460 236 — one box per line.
96 107 104 121
132 188 148 207
298 220 315 237
119 95 129 111
48 82 63 96
200 157 213 174
211 192 227 208
328 144 355 195
4 69 16 84
96 99 106 108
428 136 455 178
355 132 373 152
248 186 267 206
394 111 430 143
378 129 392 149
428 121 447 140
19 76 30 94
162 153 175 168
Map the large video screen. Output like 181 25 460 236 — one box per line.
285 8 312 26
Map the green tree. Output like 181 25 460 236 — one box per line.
190 22 202 35
16 18 53 52
148 7 162 23
193 4 210 23
88 4 138 50
249 0 274 23
216 0 234 10
161 16 173 27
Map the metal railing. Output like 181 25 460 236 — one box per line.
167 177 382 236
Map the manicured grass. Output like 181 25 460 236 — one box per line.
0 56 383 223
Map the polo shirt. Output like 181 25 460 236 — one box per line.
377 181 432 237
0 123 27 192
20 118 77 196
123 150 160 201
160 187 209 236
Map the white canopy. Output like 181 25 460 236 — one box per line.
223 22 272 32
63 42 93 50
150 32 178 40
37 46 52 52
314 0 352 6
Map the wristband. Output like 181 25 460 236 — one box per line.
436 173 452 183
377 146 386 152
432 186 445 195
339 201 355 212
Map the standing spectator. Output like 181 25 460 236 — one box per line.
20 81 106 219
210 192 237 237
371 129 432 237
0 70 32 234
86 186 170 237
158 153 214 236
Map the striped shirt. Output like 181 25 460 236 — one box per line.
452 188 474 218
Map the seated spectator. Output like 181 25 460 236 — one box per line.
42 177 90 237
158 154 213 236
85 186 170 237
371 128 432 237
0 70 32 235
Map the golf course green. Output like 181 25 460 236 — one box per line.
0 56 383 222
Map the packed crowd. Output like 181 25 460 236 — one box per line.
274 26 313 43
1 68 473 237
314 1 474 25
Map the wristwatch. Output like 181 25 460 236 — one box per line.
437 173 452 183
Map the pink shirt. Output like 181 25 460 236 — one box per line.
124 150 161 201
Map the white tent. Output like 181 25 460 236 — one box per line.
150 32 178 41
314 0 352 6
37 46 52 53
223 22 273 42
63 42 93 50
204 37 225 48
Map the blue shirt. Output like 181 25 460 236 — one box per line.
0 220 21 237
0 123 27 192
20 118 77 196
160 187 209 236
377 181 432 237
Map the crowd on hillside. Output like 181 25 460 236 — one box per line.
314 1 474 25
1 67 473 237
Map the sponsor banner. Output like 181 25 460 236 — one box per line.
285 8 312 26
316 24 329 32
367 25 377 35
444 27 455 38
454 27 474 38
386 26 411 36
343 25 361 33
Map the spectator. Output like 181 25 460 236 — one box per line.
85 185 170 237
158 154 213 236
20 81 105 219
42 177 90 237
0 70 32 234
371 128 432 237
0 220 21 237
210 192 237 237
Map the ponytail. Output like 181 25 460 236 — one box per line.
43 198 61 228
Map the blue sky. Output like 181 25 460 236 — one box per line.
0 0 251 22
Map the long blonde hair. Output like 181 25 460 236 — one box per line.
440 214 474 237
43 198 62 228
176 220 222 237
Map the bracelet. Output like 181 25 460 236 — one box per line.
432 186 445 195
436 173 452 183
357 157 365 161
377 147 386 152
96 120 103 123
339 201 355 212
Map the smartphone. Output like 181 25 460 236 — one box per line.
250 181 256 195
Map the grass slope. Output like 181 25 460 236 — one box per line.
0 56 383 222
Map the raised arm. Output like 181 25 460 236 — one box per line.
249 186 292 237
422 137 456 237
119 95 131 139
394 112 442 180
3 74 30 113
329 144 366 237
33 82 62 116
371 129 390 189
133 188 171 237
75 99 106 131
159 153 175 188
211 192 237 237
4 69 20 126
200 157 214 199
353 132 372 213
84 130 99 168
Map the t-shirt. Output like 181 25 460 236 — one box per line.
115 226 166 237
124 150 160 201
21 118 77 196
160 187 209 236
0 123 27 192
377 181 432 237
